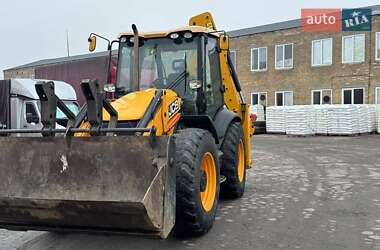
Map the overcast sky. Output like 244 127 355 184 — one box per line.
0 0 379 79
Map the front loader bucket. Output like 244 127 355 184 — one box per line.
0 136 176 238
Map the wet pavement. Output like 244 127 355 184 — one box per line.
1 134 380 250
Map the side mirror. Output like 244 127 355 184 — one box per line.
88 36 97 52
26 113 39 124
219 34 229 50
189 80 202 90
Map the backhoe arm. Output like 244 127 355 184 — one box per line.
189 12 254 168
219 36 254 168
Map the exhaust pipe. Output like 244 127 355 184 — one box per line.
132 24 140 92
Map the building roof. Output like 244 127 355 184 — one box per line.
228 4 380 38
10 78 76 100
5 50 118 71
228 19 300 38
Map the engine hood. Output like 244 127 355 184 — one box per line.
103 88 157 121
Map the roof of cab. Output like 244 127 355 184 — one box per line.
118 26 219 39
10 79 77 101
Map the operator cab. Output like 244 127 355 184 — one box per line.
115 30 224 118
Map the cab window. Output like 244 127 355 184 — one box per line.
25 102 39 124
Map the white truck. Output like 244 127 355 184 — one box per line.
0 79 78 133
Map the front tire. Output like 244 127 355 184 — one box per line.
173 128 220 237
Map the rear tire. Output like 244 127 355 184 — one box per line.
220 122 246 199
173 128 220 237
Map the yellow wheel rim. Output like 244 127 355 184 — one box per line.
237 140 245 182
200 152 217 212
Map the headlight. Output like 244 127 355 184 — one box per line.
183 32 193 39
169 33 179 39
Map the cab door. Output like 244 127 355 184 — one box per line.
204 36 223 118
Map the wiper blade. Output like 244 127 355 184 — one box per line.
167 52 188 90
167 70 189 90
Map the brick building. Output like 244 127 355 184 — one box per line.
229 5 380 107
4 5 380 108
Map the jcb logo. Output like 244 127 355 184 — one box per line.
168 99 180 118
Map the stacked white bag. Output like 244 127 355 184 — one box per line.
285 106 314 135
314 105 329 135
367 105 377 133
249 105 265 121
356 105 369 134
377 105 380 133
266 106 286 133
327 105 359 135
265 104 379 136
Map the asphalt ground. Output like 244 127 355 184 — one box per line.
1 134 380 250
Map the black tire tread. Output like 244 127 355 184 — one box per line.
174 128 219 237
220 122 246 199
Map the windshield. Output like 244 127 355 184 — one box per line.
36 101 79 120
116 35 199 96
56 102 79 119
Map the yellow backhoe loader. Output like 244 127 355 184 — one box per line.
0 12 254 238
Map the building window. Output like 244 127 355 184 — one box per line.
251 92 267 106
342 34 365 64
230 51 237 70
342 88 364 104
311 89 332 105
312 38 332 66
251 47 267 71
376 87 380 104
275 44 293 69
376 33 380 61
275 91 293 106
